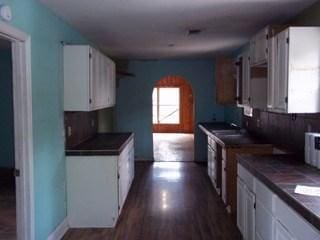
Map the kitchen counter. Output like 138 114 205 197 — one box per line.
238 154 320 231
198 122 272 148
66 132 134 156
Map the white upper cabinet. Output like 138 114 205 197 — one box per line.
64 45 116 111
236 51 251 107
250 27 269 66
268 27 320 113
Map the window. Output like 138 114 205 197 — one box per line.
153 87 180 124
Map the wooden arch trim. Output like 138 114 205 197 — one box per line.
153 75 194 133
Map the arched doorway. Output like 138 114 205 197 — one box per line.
152 75 195 162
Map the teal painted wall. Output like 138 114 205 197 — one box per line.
115 59 226 161
0 48 14 168
0 0 89 239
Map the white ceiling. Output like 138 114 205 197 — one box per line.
40 0 317 59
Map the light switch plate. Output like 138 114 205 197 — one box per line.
67 126 72 137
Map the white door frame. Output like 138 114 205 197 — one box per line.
0 22 34 240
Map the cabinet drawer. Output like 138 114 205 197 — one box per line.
274 197 320 240
237 164 255 193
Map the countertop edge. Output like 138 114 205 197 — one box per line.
237 154 320 232
65 132 134 156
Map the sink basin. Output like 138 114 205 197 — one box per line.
212 129 247 136
211 129 240 134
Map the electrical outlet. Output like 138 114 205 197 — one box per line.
257 119 261 128
67 126 72 137
91 119 95 127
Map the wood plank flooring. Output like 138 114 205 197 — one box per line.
63 162 241 240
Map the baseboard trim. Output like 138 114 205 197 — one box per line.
47 218 69 240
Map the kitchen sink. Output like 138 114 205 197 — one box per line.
211 129 247 136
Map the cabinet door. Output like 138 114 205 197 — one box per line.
244 186 256 240
250 39 256 65
105 57 116 107
212 149 217 186
207 146 213 178
222 159 227 204
267 36 276 109
118 149 130 211
90 47 101 110
274 221 296 240
215 56 236 104
274 30 289 112
254 29 268 64
237 177 256 240
109 60 116 106
242 52 251 106
99 54 108 108
237 178 246 236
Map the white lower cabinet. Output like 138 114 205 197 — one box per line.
66 138 134 228
273 220 296 240
237 177 255 240
237 163 320 240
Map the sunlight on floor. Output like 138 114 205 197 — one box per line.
153 133 194 162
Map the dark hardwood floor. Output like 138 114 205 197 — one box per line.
0 168 16 240
63 162 241 240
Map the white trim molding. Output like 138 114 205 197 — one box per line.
0 21 34 240
47 218 69 240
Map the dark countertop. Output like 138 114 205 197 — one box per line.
66 133 134 156
238 154 320 231
198 122 272 148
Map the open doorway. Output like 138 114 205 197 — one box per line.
0 22 34 240
0 38 16 240
152 76 194 162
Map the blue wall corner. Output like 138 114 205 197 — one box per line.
0 0 90 239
